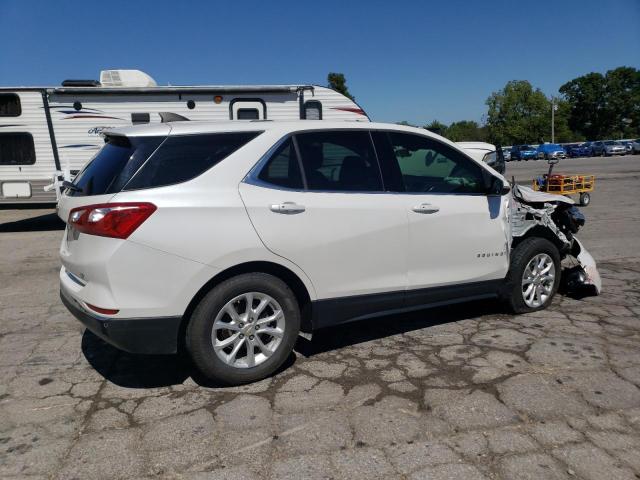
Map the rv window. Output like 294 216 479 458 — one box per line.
257 138 303 189
131 113 150 124
237 108 260 120
124 131 263 190
0 133 35 165
295 130 382 192
0 94 21 117
303 101 322 120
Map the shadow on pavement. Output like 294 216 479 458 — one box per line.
81 298 502 389
296 298 501 357
81 329 297 389
0 212 65 232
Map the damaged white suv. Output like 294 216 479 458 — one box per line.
58 121 601 385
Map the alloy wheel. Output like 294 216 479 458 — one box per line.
521 253 555 308
211 292 285 368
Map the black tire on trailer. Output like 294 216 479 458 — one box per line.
579 192 591 206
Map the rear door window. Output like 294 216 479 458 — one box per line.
124 131 262 190
294 130 382 191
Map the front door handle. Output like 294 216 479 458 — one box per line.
270 202 306 214
412 203 440 214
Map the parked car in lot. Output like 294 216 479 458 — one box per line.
536 143 566 160
565 142 592 158
632 139 640 154
503 147 512 162
603 140 626 156
510 145 538 161
591 141 605 156
57 121 601 385
621 141 633 154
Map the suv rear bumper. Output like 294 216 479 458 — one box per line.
60 288 181 354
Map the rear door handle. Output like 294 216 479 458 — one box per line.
270 202 306 214
412 203 440 214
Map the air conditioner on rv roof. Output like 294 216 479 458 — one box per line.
100 70 157 88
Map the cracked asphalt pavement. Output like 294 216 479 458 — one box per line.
1 156 640 479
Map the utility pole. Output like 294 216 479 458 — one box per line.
551 97 557 144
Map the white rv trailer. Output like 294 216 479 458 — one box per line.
0 70 369 204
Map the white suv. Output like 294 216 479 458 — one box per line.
58 121 600 385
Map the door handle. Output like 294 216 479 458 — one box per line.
270 202 306 214
412 203 440 214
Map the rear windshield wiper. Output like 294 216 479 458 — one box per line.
62 181 83 193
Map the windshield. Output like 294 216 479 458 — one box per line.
520 145 533 150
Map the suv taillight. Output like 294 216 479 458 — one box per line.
68 202 156 239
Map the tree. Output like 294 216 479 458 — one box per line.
445 120 487 142
605 66 640 138
327 72 354 101
423 120 448 136
485 80 550 145
559 67 640 139
559 72 609 139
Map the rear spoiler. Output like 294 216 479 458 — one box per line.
159 112 190 123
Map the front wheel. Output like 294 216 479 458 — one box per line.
186 273 300 385
503 237 561 313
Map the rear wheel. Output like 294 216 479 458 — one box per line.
186 273 300 385
503 237 561 313
579 192 591 206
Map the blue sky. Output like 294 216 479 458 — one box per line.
1 0 638 125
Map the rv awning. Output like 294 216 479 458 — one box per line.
49 85 313 95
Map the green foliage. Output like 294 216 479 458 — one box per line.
485 80 551 145
327 72 354 101
559 67 640 139
423 119 448 136
445 120 487 142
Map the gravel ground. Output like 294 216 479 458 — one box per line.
1 155 640 479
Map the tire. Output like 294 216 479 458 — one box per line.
579 192 591 206
503 237 561 314
186 273 300 385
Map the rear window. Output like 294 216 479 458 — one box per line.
0 93 21 117
124 131 262 190
0 133 35 165
69 135 163 196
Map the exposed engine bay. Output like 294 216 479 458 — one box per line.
509 182 601 296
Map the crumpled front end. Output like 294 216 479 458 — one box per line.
509 184 600 297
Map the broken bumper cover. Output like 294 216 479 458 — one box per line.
60 288 182 354
564 238 602 296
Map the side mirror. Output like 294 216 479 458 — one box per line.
483 171 510 196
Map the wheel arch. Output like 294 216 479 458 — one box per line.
179 261 314 348
511 226 567 255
